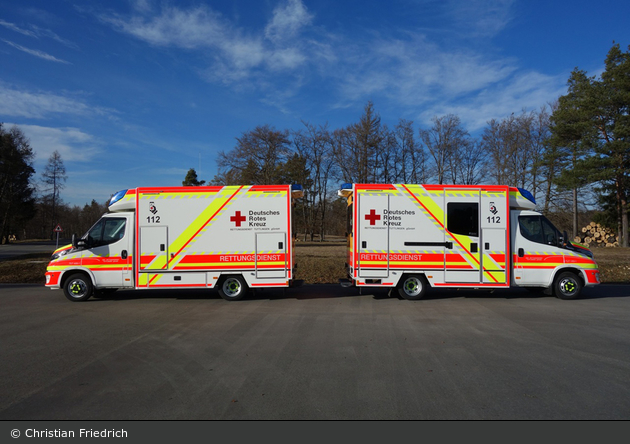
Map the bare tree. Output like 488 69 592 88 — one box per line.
41 150 67 236
293 122 337 240
216 124 292 185
420 114 473 184
332 101 387 184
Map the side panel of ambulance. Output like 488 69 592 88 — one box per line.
45 185 303 302
338 183 599 300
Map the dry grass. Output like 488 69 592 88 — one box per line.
0 253 50 284
591 247 630 283
294 242 347 284
1 245 628 285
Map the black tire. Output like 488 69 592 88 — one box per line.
218 275 248 301
63 273 93 302
397 274 428 300
553 271 583 300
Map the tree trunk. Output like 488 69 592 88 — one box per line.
572 187 578 240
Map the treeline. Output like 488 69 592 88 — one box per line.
203 103 573 242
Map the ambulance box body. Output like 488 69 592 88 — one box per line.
339 183 599 300
46 185 303 301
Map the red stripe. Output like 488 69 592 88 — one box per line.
355 184 396 191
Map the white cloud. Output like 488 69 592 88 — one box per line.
2 39 70 64
332 34 516 108
0 18 78 49
446 0 515 36
11 124 101 164
0 19 38 37
101 1 313 83
265 0 313 43
0 83 111 119
418 71 567 131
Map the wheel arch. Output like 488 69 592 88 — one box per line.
549 266 586 287
59 267 96 289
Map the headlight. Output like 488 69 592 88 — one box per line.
51 250 68 261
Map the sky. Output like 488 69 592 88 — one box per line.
1 0 628 207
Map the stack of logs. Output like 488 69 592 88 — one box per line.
573 222 619 247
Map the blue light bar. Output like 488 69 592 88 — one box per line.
109 189 128 206
518 188 536 205
340 183 352 190
291 184 303 191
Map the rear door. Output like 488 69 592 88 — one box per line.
480 188 508 285
444 190 480 283
255 232 287 278
357 191 389 278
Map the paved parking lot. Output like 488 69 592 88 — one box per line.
1 283 629 420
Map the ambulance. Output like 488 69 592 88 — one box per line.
338 183 599 300
46 184 303 301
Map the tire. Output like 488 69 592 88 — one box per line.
553 271 583 300
63 273 93 302
218 275 248 301
397 274 428 300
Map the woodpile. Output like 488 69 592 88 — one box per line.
573 222 619 247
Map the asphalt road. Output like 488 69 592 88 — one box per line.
1 283 629 420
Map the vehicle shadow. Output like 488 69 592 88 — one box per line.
87 283 629 302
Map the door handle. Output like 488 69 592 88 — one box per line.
121 250 128 259
518 248 524 258
278 242 284 249
471 243 478 253
362 241 367 249
485 243 490 250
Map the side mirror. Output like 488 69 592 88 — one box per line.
73 235 87 249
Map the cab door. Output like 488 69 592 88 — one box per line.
357 191 389 278
82 216 130 287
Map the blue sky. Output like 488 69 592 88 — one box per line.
1 0 628 206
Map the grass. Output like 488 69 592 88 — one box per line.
591 247 630 284
0 252 52 284
1 244 628 285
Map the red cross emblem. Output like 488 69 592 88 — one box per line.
365 209 381 226
230 211 247 227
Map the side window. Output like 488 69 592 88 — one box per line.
86 218 126 247
541 217 559 245
519 215 561 246
519 216 544 244
447 203 479 237
103 219 126 244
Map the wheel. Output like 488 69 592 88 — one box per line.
553 272 583 300
397 275 428 300
63 273 93 302
218 275 248 301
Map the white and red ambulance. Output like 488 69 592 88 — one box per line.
46 184 303 301
338 183 599 300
